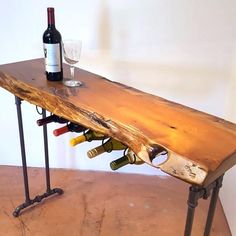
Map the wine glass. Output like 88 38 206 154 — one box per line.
63 39 82 87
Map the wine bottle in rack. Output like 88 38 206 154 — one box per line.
53 123 87 136
110 149 143 170
37 114 68 126
43 7 63 81
110 147 167 170
70 130 107 147
87 138 127 159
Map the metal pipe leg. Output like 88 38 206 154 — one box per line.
203 176 223 236
15 96 31 203
13 100 63 217
13 96 33 217
184 186 200 236
42 109 51 192
41 108 63 196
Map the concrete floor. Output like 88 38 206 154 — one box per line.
0 166 231 236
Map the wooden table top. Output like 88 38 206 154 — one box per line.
0 58 236 186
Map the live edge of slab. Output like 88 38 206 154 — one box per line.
0 58 236 186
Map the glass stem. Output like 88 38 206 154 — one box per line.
70 65 75 79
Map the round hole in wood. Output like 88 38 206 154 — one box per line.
151 152 168 166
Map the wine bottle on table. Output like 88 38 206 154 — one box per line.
87 138 127 158
43 7 63 81
70 130 107 147
53 123 87 136
37 114 68 126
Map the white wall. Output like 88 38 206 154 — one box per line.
220 46 236 235
0 0 235 234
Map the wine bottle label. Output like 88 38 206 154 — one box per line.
44 43 61 73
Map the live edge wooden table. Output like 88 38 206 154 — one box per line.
0 59 235 236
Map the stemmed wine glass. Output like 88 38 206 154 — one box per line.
63 39 82 87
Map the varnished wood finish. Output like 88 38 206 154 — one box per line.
0 59 236 186
0 166 231 236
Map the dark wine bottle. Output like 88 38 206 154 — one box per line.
110 148 167 170
43 7 63 81
37 114 68 126
53 123 87 137
110 149 144 170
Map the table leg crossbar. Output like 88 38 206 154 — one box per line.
13 96 63 217
184 175 224 236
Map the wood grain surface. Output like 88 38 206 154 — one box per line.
0 58 236 186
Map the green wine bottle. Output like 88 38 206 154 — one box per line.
110 148 167 170
110 149 140 170
87 138 127 158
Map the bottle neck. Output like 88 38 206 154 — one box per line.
87 145 105 159
110 155 130 170
47 7 55 28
